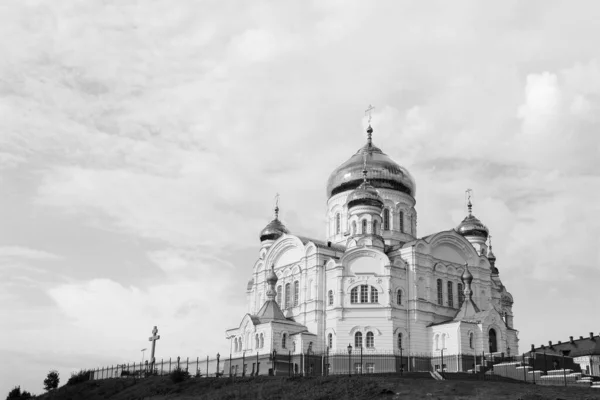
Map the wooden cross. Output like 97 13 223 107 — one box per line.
365 104 375 124
148 326 160 369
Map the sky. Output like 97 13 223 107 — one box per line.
1 0 600 395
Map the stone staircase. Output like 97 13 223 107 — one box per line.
490 356 600 388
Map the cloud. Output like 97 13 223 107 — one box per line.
0 246 60 260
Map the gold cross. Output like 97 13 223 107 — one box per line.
365 104 375 124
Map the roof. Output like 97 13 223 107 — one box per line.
255 300 286 323
532 335 600 357
297 236 346 253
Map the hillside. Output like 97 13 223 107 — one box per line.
31 373 600 400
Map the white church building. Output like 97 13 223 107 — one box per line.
225 123 519 375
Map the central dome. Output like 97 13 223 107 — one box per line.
326 140 416 199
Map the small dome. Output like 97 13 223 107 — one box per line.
259 218 289 242
461 265 473 284
347 181 384 209
456 214 489 239
487 248 496 261
266 266 278 285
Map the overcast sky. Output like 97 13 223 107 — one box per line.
2 0 600 395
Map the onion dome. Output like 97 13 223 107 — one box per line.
326 125 415 199
461 264 474 285
266 265 278 286
347 150 384 209
456 198 489 239
259 202 289 242
488 236 499 274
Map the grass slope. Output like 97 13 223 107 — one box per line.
34 374 600 400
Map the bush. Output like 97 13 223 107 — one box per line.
170 367 191 383
43 370 60 392
66 370 91 386
6 386 31 399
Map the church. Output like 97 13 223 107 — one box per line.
225 121 519 375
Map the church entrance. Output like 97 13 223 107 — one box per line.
488 329 497 353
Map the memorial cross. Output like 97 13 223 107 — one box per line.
365 104 375 124
148 326 160 372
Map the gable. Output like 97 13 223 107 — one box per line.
432 244 466 265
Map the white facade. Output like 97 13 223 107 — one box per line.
226 126 519 360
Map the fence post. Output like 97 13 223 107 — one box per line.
441 349 444 375
256 352 259 376
400 347 403 376
532 353 536 384
289 350 291 377
360 346 363 375
186 357 189 372
197 357 199 377
169 357 172 374
562 353 567 387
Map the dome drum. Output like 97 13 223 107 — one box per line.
348 197 384 209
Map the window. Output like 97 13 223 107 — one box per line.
293 341 296 353
276 285 282 305
435 335 439 350
469 332 474 349
354 363 362 374
282 333 287 349
293 280 299 307
447 281 454 308
362 219 367 234
441 334 446 349
397 333 403 349
351 285 379 304
255 334 259 349
366 331 374 348
372 220 378 235
355 332 363 348
383 209 390 230
234 338 238 352
370 287 378 303
399 211 404 233
285 283 291 308
328 290 334 306
328 333 333 349
260 334 264 348
397 289 402 305
458 283 464 305
351 287 358 303
437 279 443 305
366 363 375 374
335 213 341 234
352 221 357 235
360 285 369 303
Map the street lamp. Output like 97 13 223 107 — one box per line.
347 344 353 377
272 350 277 376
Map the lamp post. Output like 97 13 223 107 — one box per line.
217 353 220 377
272 350 277 376
347 344 353 377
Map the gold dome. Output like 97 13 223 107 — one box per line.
326 141 415 199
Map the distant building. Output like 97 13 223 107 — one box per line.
225 122 519 373
532 333 600 376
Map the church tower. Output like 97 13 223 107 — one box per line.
456 191 489 256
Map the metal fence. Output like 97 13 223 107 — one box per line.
88 350 599 388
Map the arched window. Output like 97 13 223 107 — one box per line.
458 283 464 305
260 333 264 348
293 341 296 353
352 221 357 235
255 334 259 349
350 287 358 303
399 211 405 233
234 338 238 352
437 279 443 305
276 285 282 305
441 334 446 349
335 213 341 234
293 280 299 307
366 332 374 348
285 283 291 308
435 335 439 350
308 280 312 300
383 209 390 230
328 333 333 349
360 285 369 303
282 333 287 349
469 332 474 349
397 289 402 305
447 281 454 308
372 220 378 235
362 219 367 234
370 287 378 303
355 332 363 348
328 290 334 306
397 333 403 349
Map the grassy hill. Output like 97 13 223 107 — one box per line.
33 373 600 400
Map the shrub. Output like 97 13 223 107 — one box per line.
170 367 191 383
6 386 31 399
43 370 60 392
66 370 91 386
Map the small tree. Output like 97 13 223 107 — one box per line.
6 387 31 400
43 370 60 392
